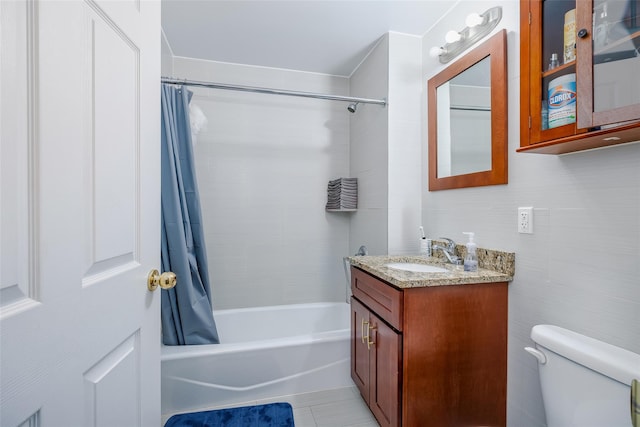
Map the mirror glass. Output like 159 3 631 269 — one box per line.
428 29 507 191
436 56 491 177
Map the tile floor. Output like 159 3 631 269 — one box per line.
162 386 380 427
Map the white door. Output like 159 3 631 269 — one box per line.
1 1 161 426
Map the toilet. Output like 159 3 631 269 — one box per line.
525 324 640 427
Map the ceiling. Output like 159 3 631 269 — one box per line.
161 1 459 77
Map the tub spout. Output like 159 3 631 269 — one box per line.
355 245 368 256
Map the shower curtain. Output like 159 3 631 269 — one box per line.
160 83 220 345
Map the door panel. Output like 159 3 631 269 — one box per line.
83 333 141 427
91 12 137 266
0 0 34 309
83 2 139 280
350 297 370 403
0 1 161 426
370 312 401 427
580 0 640 127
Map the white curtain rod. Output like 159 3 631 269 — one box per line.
161 77 387 107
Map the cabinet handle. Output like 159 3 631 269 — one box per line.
366 324 376 350
361 319 368 344
632 379 639 427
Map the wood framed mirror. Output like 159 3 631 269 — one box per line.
428 29 507 191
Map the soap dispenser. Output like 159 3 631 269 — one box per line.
462 232 478 272
419 226 432 257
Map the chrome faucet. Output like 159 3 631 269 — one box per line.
432 238 461 264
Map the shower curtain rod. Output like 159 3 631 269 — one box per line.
161 77 387 107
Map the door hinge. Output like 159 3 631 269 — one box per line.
528 116 532 129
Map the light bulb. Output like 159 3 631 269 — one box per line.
429 46 444 58
445 30 461 44
465 12 485 28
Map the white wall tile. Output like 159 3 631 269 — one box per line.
387 33 422 252
349 33 423 256
175 57 351 309
349 35 390 255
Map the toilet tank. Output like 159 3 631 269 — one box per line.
528 324 640 427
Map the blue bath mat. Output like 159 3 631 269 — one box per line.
164 402 294 427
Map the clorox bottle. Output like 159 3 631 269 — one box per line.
548 73 576 129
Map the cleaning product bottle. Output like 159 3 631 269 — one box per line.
419 226 431 257
462 232 478 272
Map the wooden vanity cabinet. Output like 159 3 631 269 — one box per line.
519 0 640 154
350 266 508 427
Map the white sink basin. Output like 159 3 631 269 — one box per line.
384 263 449 273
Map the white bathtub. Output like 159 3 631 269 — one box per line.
161 302 353 415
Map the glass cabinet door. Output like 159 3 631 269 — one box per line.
577 0 640 128
530 0 581 143
520 0 640 152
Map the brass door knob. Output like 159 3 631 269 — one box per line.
147 269 177 291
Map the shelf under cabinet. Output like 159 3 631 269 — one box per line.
519 0 640 154
517 122 640 154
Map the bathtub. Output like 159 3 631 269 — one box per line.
161 302 353 415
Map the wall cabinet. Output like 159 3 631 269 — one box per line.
350 266 508 427
519 0 640 154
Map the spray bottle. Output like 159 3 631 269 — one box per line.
462 232 478 272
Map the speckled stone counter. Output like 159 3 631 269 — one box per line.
348 250 514 289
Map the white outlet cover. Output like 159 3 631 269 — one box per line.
518 207 533 234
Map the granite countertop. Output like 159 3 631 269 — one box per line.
348 250 515 289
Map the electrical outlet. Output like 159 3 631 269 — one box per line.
518 207 533 234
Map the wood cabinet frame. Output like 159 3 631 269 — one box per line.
519 0 640 154
428 30 508 190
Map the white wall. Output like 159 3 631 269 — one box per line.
161 30 173 76
387 32 423 255
171 57 351 309
422 2 640 426
349 32 423 256
349 36 390 255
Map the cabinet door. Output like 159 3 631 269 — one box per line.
351 297 370 403
576 0 640 128
521 0 640 151
522 0 580 144
369 311 402 427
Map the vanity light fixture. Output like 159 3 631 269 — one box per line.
465 12 485 28
429 6 503 64
445 30 462 44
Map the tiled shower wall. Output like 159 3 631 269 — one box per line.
171 57 352 309
349 32 423 257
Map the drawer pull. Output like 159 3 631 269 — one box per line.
361 319 368 344
367 324 376 350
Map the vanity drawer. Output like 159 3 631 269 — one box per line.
351 267 403 331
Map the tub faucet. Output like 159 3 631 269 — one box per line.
355 245 368 256
432 238 461 264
